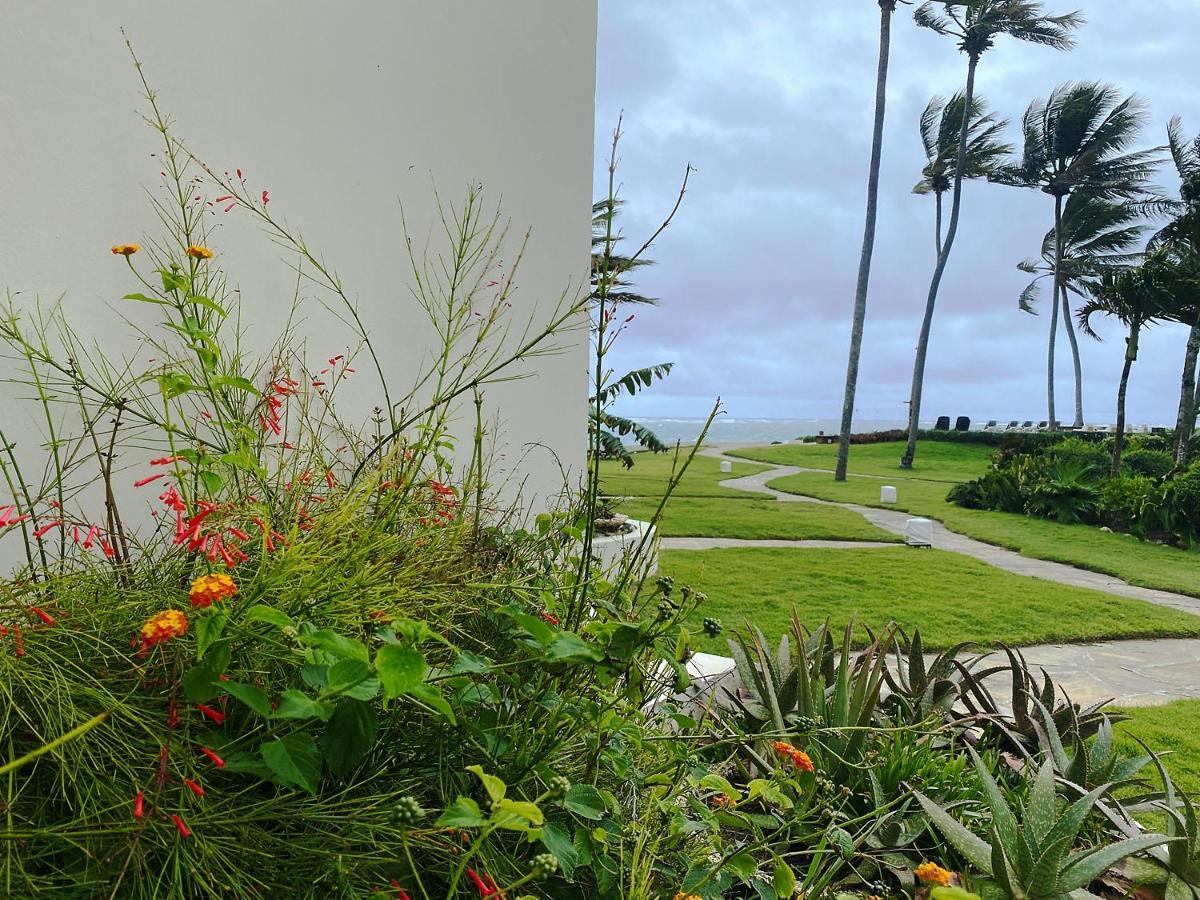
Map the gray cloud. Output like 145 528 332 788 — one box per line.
596 2 1200 426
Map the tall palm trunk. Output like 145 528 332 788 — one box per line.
900 54 980 469
1060 282 1084 428
1175 316 1200 466
1112 323 1139 477
1047 193 1065 429
934 191 944 258
835 0 897 482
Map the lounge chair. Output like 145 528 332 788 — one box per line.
955 416 970 431
1005 420 1020 431
934 415 951 430
1036 421 1048 431
983 420 998 431
1020 421 1034 431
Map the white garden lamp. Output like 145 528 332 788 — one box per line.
881 485 897 504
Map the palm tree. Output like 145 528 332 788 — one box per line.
914 93 1011 257
1015 194 1146 368
900 0 1082 469
1078 256 1174 475
835 0 907 482
1147 118 1200 464
991 82 1159 430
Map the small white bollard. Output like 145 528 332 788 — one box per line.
905 517 934 547
719 460 733 473
880 485 897 504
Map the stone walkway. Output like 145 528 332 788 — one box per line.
669 446 1200 707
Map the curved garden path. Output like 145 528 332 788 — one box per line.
664 446 1200 707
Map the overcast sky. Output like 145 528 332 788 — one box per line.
594 1 1200 426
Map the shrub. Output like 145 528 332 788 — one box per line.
1047 436 1111 473
946 469 1023 513
1168 464 1200 542
1122 447 1175 479
1099 475 1158 533
1023 459 1102 524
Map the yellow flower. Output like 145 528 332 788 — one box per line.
186 245 214 260
673 893 702 900
111 244 140 256
915 861 954 886
188 573 238 609
138 609 188 654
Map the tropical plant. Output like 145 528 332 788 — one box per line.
882 628 975 725
992 81 1158 431
1036 709 1153 795
901 0 1082 469
1148 118 1200 465
837 0 909 482
1078 256 1175 474
914 93 1012 258
918 751 1169 899
588 153 685 468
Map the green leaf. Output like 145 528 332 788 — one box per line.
931 889 982 900
436 797 487 829
467 765 507 806
326 658 379 699
261 732 322 795
491 798 545 831
540 822 578 879
772 856 797 898
195 612 228 660
408 683 456 723
305 629 369 663
198 470 224 494
245 605 294 629
224 681 272 717
376 645 428 701
699 773 738 800
182 663 221 702
160 270 190 294
546 633 602 663
320 699 379 777
1059 835 1173 892
187 295 229 318
564 784 605 821
916 791 994 876
726 851 758 881
273 690 334 721
122 292 172 306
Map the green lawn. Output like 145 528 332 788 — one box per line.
729 440 994 483
598 451 767 499
767 469 1200 599
618 496 900 542
1117 701 1200 796
661 547 1200 653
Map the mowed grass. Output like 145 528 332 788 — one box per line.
729 440 994 483
660 547 1200 653
768 469 1200 599
1116 701 1200 796
618 496 900 543
598 451 767 499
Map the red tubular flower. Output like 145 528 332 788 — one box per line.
171 813 192 838
100 539 115 558
133 790 145 819
12 626 24 658
325 469 336 490
200 746 226 768
196 704 225 725
226 526 249 541
390 881 411 900
261 190 270 205
134 473 167 488
214 195 233 203
184 778 205 797
29 607 56 627
33 521 62 540
150 455 183 466
81 524 100 549
466 868 500 897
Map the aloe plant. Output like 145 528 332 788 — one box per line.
881 628 975 726
1115 752 1200 899
917 750 1170 898
726 618 892 775
1035 705 1153 795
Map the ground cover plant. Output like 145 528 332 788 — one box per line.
598 451 768 499
660 546 1200 653
617 496 900 542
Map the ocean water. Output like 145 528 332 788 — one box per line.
629 417 910 446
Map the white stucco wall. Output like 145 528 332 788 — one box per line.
0 2 595 538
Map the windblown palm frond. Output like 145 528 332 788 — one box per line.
1148 117 1200 251
591 198 658 306
913 92 1010 194
913 1 1082 56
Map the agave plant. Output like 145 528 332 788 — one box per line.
726 618 892 775
1115 752 1200 899
918 750 1169 898
958 646 1119 753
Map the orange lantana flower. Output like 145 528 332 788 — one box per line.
771 740 815 773
111 244 140 256
914 861 954 886
186 245 214 260
138 609 188 654
188 573 237 609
